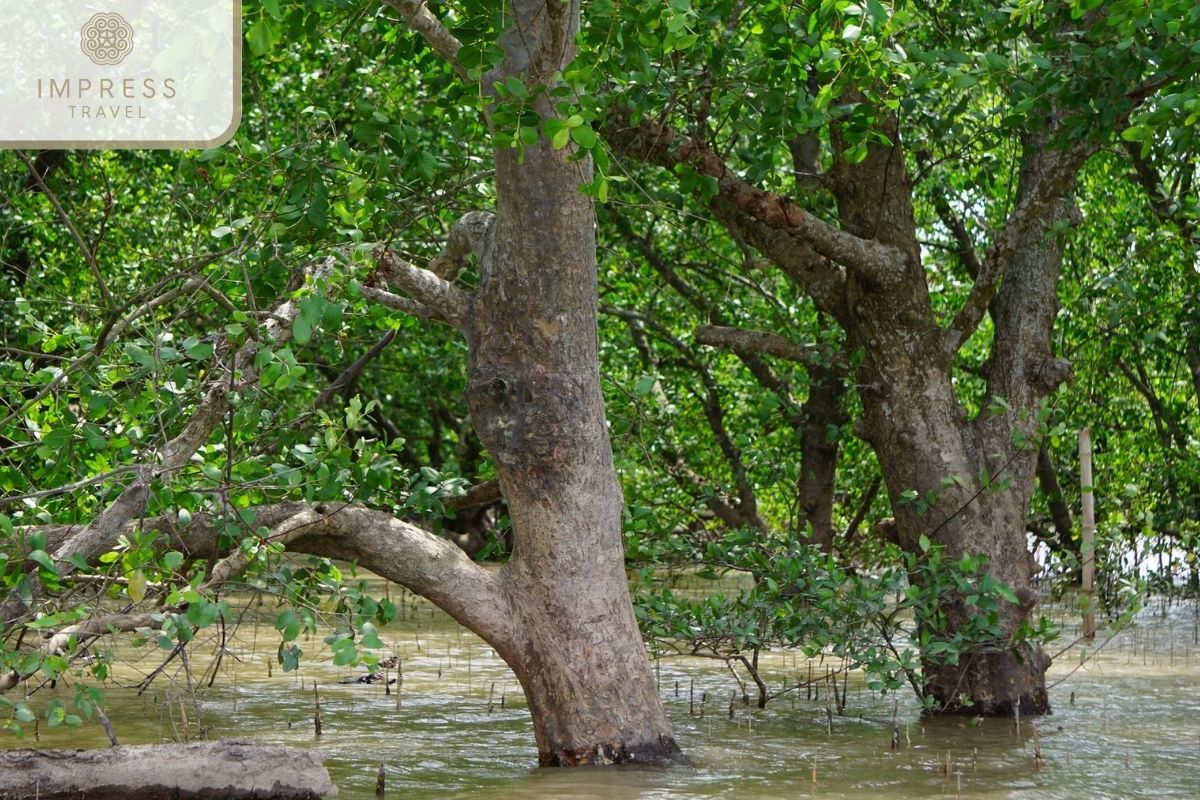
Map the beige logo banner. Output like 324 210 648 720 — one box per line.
0 1 241 149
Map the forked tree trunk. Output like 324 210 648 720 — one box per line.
825 111 1072 716
462 0 680 765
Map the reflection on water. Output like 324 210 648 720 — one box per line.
9 583 1200 800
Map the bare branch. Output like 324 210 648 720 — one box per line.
708 201 850 325
41 508 339 656
604 109 903 284
609 214 806 410
945 265 1001 355
1122 141 1198 242
444 477 502 512
929 187 1002 355
0 276 213 432
314 329 397 408
930 189 984 280
695 325 842 370
94 277 203 350
428 210 495 280
382 0 468 81
358 285 437 319
604 305 765 530
1035 446 1074 553
843 475 881 541
1114 355 1189 454
374 249 469 332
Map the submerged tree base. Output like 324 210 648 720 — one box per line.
539 735 685 767
925 647 1052 717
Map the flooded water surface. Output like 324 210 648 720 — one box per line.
12 581 1200 799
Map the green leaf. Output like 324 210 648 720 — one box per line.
276 610 301 642
42 428 73 450
570 125 598 149
993 583 1019 604
247 17 281 57
360 622 385 649
331 638 358 666
307 183 329 230
279 644 302 672
182 337 214 360
187 599 219 628
293 314 312 345
28 550 55 573
504 76 527 98
983 52 1008 71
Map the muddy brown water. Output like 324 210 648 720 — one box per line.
8 580 1200 799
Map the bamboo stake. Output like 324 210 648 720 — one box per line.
1079 427 1096 642
890 699 900 751
314 683 322 737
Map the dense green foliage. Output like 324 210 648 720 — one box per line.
1 0 1197 737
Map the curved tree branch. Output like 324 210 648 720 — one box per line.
444 476 502 512
372 212 493 333
695 325 844 371
373 249 469 331
708 202 850 325
382 0 468 81
604 305 765 531
604 108 903 284
22 502 515 669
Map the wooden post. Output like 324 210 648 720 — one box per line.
1079 427 1096 642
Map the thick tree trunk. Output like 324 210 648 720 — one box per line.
860 355 1052 715
460 0 680 765
466 133 678 762
826 110 1060 716
0 739 335 799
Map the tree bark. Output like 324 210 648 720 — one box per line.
607 99 1074 716
8 0 681 767
456 0 679 765
0 739 336 799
